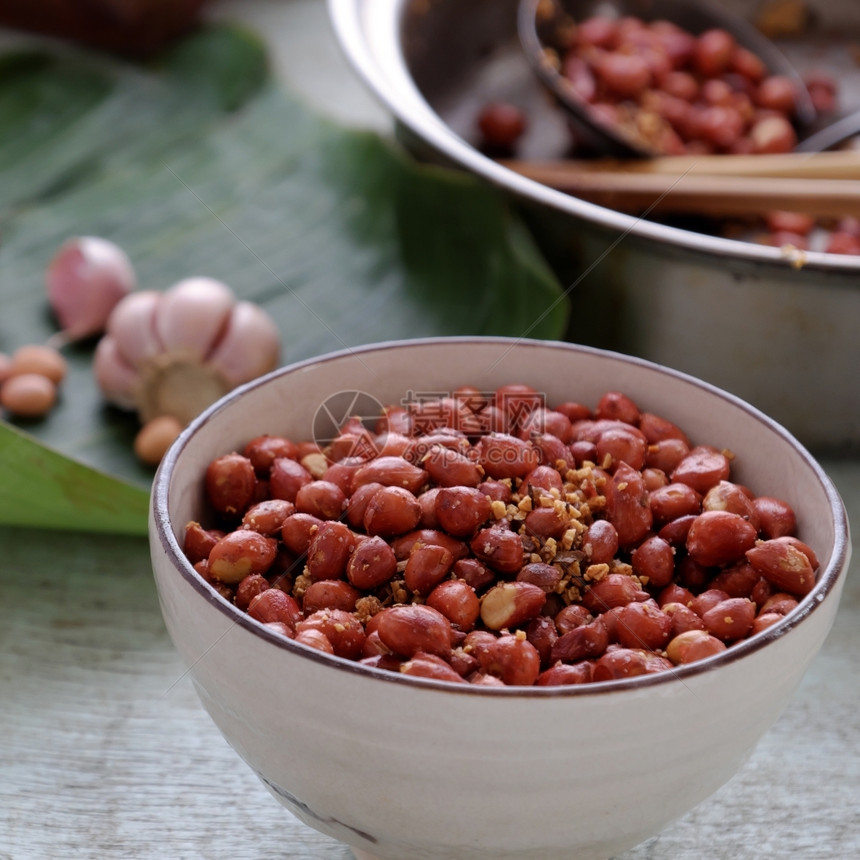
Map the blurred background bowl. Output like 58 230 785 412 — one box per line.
329 0 860 453
150 337 850 860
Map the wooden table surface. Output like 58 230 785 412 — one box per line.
2 2 859 858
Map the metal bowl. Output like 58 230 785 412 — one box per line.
329 0 860 452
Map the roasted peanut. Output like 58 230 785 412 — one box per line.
480 581 546 630
243 435 299 477
352 456 428 494
306 521 357 581
470 526 524 574
666 629 727 664
426 580 480 631
205 453 257 515
346 535 397 590
746 539 816 597
375 604 453 659
671 446 731 495
208 530 278 584
604 461 652 548
302 579 362 614
269 456 313 503
248 589 302 630
363 486 421 537
241 499 296 536
613 602 672 650
686 510 758 567
435 486 493 537
295 480 347 520
551 618 609 663
295 609 366 660
401 651 466 683
404 543 454 595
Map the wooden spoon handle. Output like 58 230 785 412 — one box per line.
503 151 860 179
501 160 860 218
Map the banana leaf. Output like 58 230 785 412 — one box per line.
0 24 568 536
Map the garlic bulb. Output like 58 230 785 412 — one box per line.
45 236 136 341
93 277 281 425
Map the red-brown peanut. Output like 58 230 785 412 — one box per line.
427 580 480 631
613 601 672 650
701 597 756 641
604 461 652 547
363 486 421 537
537 662 594 686
582 519 619 564
593 648 672 681
235 573 270 611
184 521 224 564
746 539 816 597
392 529 469 562
646 438 690 473
241 499 296 535
470 526 524 574
662 602 705 636
631 535 675 588
423 446 482 488
582 573 648 613
401 652 466 684
346 535 397 590
302 580 362 613
672 447 731 495
280 512 322 555
375 604 453 659
295 480 346 520
477 433 540 479
306 521 356 581
404 543 454 594
649 483 701 524
296 609 366 660
352 456 428 494
208 530 278 584
666 629 727 664
517 562 563 593
435 486 492 537
205 453 256 514
485 633 541 686
269 457 312 503
243 435 299 476
551 618 608 663
248 589 302 630
753 496 797 539
686 510 758 567
480 581 546 630
294 627 335 654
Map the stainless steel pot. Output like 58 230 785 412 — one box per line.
329 0 860 452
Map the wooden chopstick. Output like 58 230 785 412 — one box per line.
501 156 860 218
502 150 860 180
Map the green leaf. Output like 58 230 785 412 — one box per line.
0 422 149 534
0 23 567 533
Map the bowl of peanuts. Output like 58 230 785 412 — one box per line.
150 336 849 860
329 0 860 452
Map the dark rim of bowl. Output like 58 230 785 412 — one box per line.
153 336 850 698
327 0 860 275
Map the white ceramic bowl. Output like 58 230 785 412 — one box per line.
150 337 850 860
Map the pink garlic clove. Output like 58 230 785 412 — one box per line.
206 300 280 387
155 277 236 360
93 336 140 410
106 290 163 369
45 236 136 340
